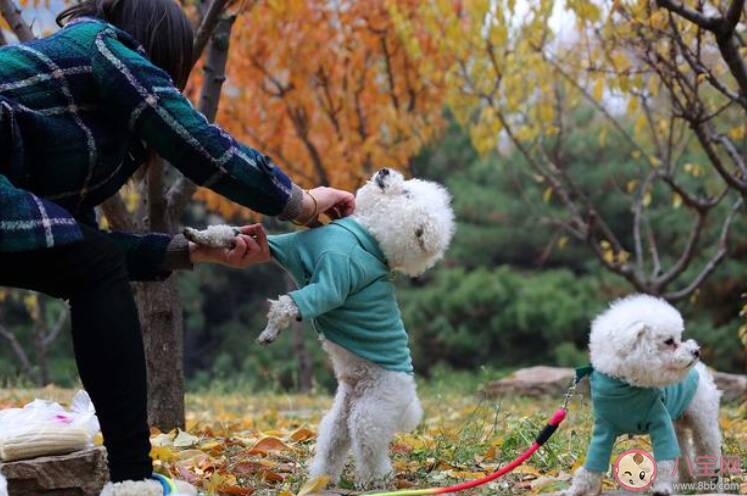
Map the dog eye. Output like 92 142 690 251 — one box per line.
664 338 675 346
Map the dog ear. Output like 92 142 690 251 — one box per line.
623 321 648 352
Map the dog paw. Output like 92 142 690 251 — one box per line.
564 467 603 496
651 481 673 496
257 328 279 345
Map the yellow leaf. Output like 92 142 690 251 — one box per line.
728 125 745 140
297 475 330 496
543 187 553 203
598 127 608 146
593 77 604 102
642 191 652 207
150 445 176 462
558 236 569 249
672 193 682 209
626 180 638 193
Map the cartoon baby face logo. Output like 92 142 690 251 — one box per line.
613 449 657 491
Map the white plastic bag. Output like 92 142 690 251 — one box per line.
0 470 7 496
0 390 100 462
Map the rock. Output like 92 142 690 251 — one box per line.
481 366 589 398
482 366 747 402
0 447 108 496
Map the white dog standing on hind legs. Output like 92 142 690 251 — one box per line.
566 294 722 496
186 169 455 489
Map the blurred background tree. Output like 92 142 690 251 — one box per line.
1 0 745 415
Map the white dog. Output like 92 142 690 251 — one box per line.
186 169 455 488
566 294 722 496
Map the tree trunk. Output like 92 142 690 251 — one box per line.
32 327 49 386
134 14 236 431
135 279 185 430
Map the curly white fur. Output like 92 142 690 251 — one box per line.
257 295 300 345
99 479 196 496
309 340 423 488
353 169 455 277
566 294 722 496
183 225 239 249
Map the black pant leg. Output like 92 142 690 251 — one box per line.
0 225 152 482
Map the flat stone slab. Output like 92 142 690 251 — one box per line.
482 366 747 402
0 447 108 496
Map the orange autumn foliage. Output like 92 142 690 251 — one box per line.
193 0 447 219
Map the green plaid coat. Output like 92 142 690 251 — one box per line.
0 18 299 279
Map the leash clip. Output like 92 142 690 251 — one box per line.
561 376 578 410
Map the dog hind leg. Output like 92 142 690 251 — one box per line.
309 382 353 484
685 366 722 481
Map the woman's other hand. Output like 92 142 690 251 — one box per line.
299 187 355 224
189 224 271 268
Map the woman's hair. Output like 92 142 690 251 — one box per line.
57 0 194 89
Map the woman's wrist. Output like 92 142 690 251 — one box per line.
279 184 305 221
188 241 209 264
293 190 319 226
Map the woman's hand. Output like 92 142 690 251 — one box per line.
189 224 271 268
298 187 355 224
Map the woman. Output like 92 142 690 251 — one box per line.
0 0 354 493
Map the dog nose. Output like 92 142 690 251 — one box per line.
692 348 701 358
379 168 390 178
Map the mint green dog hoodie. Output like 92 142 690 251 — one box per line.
268 217 413 373
583 367 700 473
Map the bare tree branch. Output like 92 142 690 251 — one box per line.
664 197 744 300
655 0 721 30
723 0 746 37
100 193 135 231
655 210 707 289
167 14 237 219
693 123 747 193
148 157 169 232
714 133 747 176
0 0 34 42
0 321 35 378
42 308 68 348
192 0 232 66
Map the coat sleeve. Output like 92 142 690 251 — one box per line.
583 416 618 473
648 400 681 461
289 252 360 321
89 27 303 218
0 173 83 253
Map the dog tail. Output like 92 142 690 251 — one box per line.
398 397 424 432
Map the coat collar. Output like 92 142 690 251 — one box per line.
331 217 388 266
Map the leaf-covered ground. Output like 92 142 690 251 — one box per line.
0 386 744 495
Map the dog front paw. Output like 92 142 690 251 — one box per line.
565 467 603 496
257 327 280 345
183 225 239 249
652 460 675 496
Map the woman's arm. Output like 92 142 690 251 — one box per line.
91 26 346 220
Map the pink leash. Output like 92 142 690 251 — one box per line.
366 372 584 496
